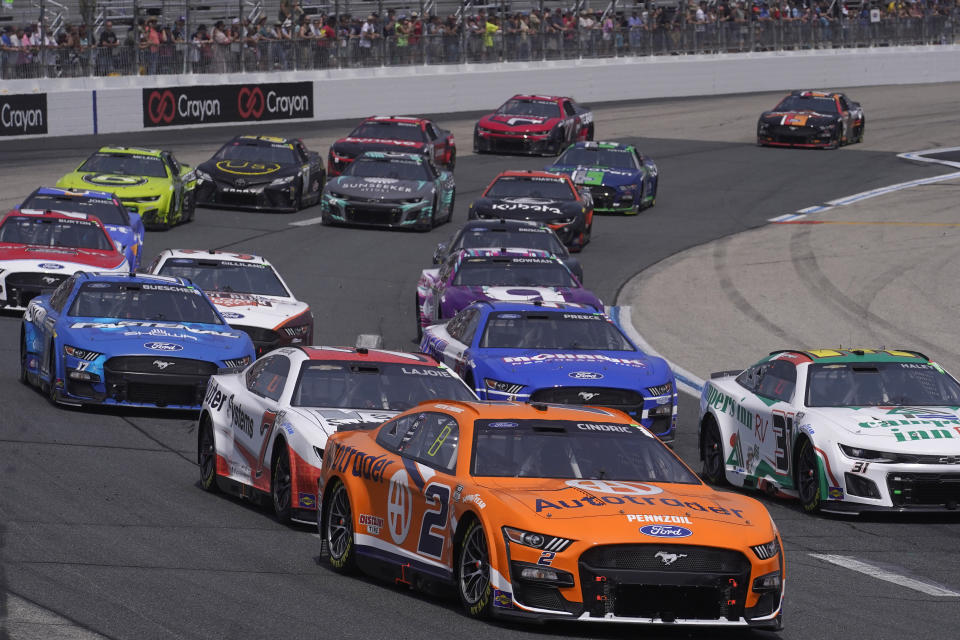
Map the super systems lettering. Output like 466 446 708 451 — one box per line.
1 93 47 136
142 82 313 127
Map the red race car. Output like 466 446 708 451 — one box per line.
327 116 456 176
474 95 594 156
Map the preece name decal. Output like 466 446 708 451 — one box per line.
1 93 48 136
143 82 313 127
328 443 395 482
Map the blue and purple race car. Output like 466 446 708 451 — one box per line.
419 300 677 442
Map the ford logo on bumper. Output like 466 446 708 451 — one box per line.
639 525 692 538
569 371 603 380
144 342 183 352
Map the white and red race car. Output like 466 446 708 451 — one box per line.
0 208 128 310
147 249 311 356
196 346 477 523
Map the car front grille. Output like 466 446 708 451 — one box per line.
103 356 217 407
888 472 960 507
580 544 747 573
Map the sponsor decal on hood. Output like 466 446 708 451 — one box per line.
502 352 649 367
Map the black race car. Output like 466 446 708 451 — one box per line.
467 170 594 252
327 116 456 177
194 135 325 211
432 219 583 282
757 90 865 149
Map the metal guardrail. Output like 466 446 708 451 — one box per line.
1 14 957 79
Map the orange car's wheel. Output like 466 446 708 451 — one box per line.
324 480 357 573
456 519 492 618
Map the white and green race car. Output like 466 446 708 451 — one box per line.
698 348 960 514
57 146 196 229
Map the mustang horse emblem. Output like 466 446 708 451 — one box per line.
655 551 688 566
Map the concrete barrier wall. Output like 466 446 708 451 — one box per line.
3 45 960 139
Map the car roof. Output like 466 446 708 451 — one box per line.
789 90 841 99
407 399 628 422
232 135 297 147
495 170 570 181
355 151 424 162
33 187 119 200
470 301 602 313
570 141 633 151
74 271 190 285
460 219 551 232
298 346 441 365
510 94 567 103
160 249 271 265
4 208 107 226
769 348 929 365
95 146 164 157
364 116 428 125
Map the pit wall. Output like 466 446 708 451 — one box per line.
2 45 959 139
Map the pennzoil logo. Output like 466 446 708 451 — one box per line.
215 160 281 176
82 174 148 187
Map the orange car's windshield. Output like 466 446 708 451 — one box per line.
470 418 700 482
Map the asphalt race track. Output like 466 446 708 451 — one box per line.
2 87 960 640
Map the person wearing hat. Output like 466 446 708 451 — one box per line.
191 23 211 72
359 13 379 66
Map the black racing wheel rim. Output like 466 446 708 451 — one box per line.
199 421 216 488
326 482 353 562
702 422 724 482
798 440 820 505
272 449 292 514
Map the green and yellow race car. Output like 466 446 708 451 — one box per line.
57 147 196 229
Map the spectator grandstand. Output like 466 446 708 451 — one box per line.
1 1 957 78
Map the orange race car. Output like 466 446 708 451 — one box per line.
317 401 785 629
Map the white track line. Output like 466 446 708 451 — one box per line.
810 554 960 597
767 146 960 222
289 216 325 227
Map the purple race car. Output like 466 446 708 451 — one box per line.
415 248 603 339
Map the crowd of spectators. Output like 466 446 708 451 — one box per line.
1 1 957 78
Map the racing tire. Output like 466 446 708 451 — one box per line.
700 418 727 485
271 443 293 523
46 347 59 406
856 120 866 144
415 293 424 343
585 123 595 141
456 519 492 619
19 331 30 386
183 191 196 223
445 193 456 224
447 148 456 172
324 479 357 573
198 417 220 493
796 438 823 513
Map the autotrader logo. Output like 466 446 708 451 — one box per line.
238 87 265 119
147 90 176 125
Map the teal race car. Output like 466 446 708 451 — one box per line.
320 151 455 231
546 141 658 214
57 146 197 230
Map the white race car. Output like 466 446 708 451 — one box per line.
0 208 128 310
698 348 960 514
196 346 478 523
147 249 311 356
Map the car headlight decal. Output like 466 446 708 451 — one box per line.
223 355 252 369
751 537 780 560
503 526 572 551
64 345 102 361
484 378 525 395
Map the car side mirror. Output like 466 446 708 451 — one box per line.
432 242 447 265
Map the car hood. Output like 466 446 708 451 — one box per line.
198 159 299 187
332 138 426 157
548 165 640 187
444 285 602 311
204 292 308 328
803 406 960 453
759 110 839 127
0 244 126 270
63 318 251 355
476 478 771 537
472 197 582 222
329 176 434 201
478 114 560 132
57 172 169 195
476 348 670 384
288 407 399 439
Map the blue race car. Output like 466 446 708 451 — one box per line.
19 187 145 269
546 141 658 214
419 301 677 442
21 272 255 409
